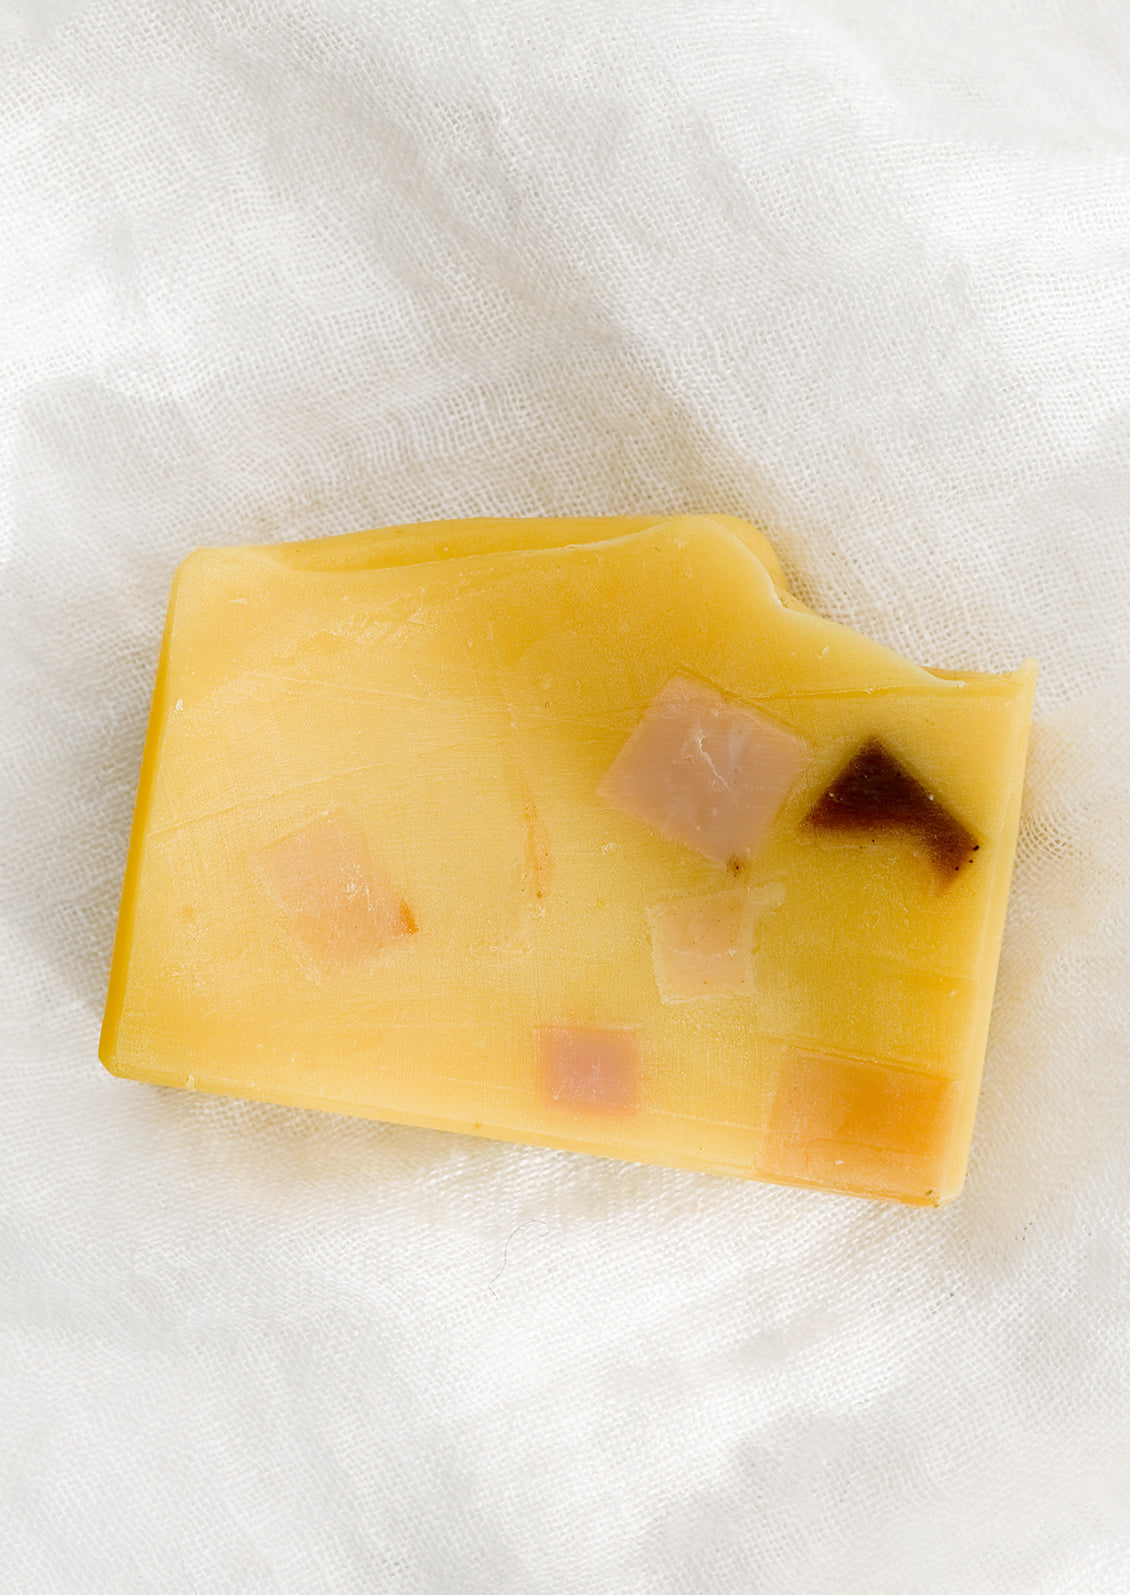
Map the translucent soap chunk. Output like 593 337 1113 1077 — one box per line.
538 1026 638 1112
259 812 417 970
759 1048 960 1202
646 882 784 1001
599 676 809 867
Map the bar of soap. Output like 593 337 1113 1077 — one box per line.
101 515 1035 1205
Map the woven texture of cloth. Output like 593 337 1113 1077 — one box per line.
2 2 1129 1590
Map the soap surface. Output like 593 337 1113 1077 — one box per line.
101 515 1035 1204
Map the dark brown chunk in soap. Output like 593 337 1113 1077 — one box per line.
805 739 978 880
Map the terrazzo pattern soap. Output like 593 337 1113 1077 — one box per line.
100 515 1035 1205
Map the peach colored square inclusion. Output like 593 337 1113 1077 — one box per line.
599 677 809 866
538 1026 637 1112
760 1049 960 1201
259 811 416 969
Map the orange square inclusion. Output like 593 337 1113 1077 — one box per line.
760 1049 960 1202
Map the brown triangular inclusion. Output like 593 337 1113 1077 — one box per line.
805 739 979 880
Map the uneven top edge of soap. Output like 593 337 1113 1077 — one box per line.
261 513 790 586
174 514 1037 700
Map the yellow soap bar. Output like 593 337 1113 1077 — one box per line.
101 515 1035 1205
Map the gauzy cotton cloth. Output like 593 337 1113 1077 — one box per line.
3 2 1129 1590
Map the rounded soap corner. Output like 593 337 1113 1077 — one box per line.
97 1024 128 1079
927 1157 970 1207
175 540 288 591
257 526 390 572
167 543 254 608
170 544 213 585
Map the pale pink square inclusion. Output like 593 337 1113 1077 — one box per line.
538 1026 638 1112
599 677 809 866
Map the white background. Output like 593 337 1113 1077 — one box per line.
2 2 1129 1590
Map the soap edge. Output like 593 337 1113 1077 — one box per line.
263 514 668 570
90 1061 953 1202
261 511 775 565
99 556 193 1071
172 519 1038 704
240 512 798 600
193 518 1025 702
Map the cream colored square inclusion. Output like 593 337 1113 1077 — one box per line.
647 882 785 1001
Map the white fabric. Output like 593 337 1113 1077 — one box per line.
3 0 1129 1588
